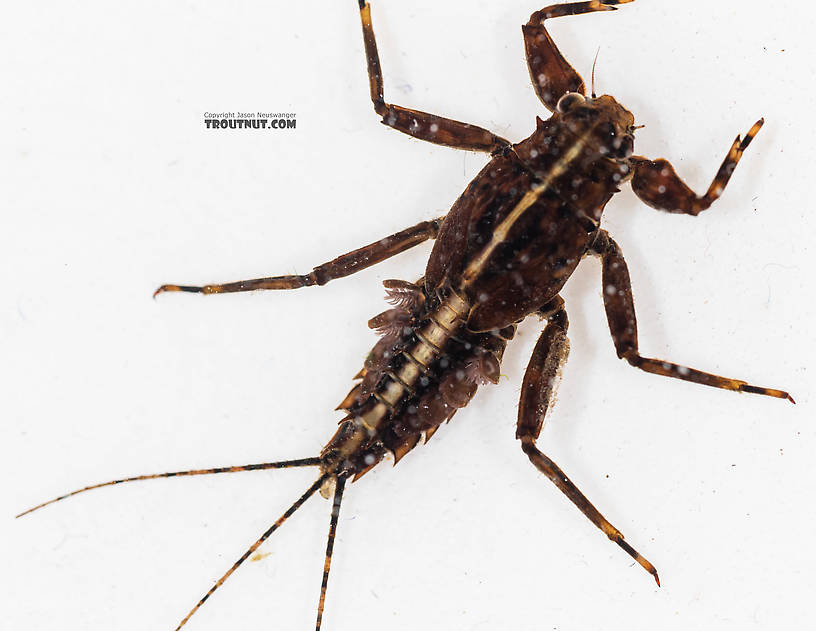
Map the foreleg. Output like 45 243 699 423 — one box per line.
629 119 763 215
524 1 632 111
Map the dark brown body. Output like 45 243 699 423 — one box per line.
429 103 632 330
21 2 794 630
322 96 636 481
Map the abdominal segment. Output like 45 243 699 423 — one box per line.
321 279 515 480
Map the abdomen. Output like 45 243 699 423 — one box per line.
320 281 515 480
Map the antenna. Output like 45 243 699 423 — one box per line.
591 47 601 98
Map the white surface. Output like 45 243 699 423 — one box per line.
2 1 813 630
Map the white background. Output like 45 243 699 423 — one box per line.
2 1 813 630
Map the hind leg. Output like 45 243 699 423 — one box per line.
154 216 442 296
516 297 660 584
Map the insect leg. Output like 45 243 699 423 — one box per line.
315 474 347 631
591 230 794 402
173 474 329 631
357 2 511 155
629 119 763 215
516 299 660 585
16 457 322 518
524 1 632 111
154 216 442 296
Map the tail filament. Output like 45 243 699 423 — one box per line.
16 457 322 518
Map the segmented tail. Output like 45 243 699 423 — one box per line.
16 457 322 518
18 458 350 630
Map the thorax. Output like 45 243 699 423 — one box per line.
426 114 630 331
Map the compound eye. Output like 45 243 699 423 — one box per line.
556 92 586 113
